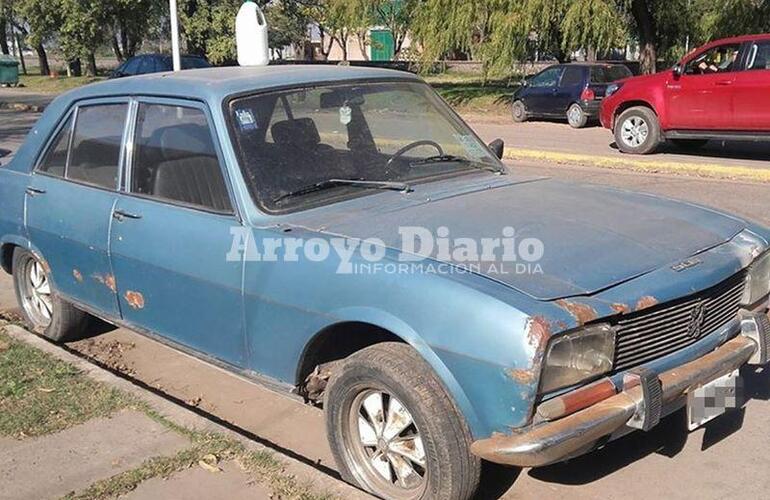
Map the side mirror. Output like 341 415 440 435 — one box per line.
672 63 683 78
488 139 504 160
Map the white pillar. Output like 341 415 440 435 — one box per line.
169 0 181 71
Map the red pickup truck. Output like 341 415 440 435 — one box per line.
600 34 770 154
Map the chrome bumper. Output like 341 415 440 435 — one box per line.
471 314 768 468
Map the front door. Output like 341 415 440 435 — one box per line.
733 40 770 131
666 43 742 130
25 101 129 318
108 99 246 366
524 66 564 115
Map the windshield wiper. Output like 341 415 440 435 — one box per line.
272 178 412 205
410 155 507 175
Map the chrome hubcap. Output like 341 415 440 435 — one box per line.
352 390 426 491
620 116 649 147
21 258 52 327
568 106 582 124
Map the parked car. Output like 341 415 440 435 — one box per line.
512 63 633 128
2 66 770 500
110 53 211 78
601 34 770 154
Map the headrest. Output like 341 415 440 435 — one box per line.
160 125 215 162
270 118 321 148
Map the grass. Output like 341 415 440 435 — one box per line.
423 70 522 115
0 327 132 438
16 74 105 93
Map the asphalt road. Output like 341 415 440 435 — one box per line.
2 107 770 499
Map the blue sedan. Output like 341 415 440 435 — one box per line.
1 66 769 500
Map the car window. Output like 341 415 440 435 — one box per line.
123 57 141 75
529 67 563 88
67 104 128 189
685 44 742 75
138 56 157 74
590 65 632 83
745 41 770 71
181 57 210 69
560 66 584 87
37 114 74 177
131 103 232 213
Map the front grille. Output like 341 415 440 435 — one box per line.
612 271 746 372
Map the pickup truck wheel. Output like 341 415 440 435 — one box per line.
567 103 588 128
615 106 661 154
325 342 481 500
511 100 528 123
12 248 91 342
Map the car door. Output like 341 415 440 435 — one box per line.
666 42 743 130
523 66 564 115
554 66 585 112
109 98 246 367
25 100 128 318
733 40 770 131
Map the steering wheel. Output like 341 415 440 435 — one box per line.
386 140 444 169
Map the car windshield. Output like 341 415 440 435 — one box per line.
590 65 632 83
227 81 502 212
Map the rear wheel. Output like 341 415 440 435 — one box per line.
614 106 661 154
567 103 588 129
511 100 528 123
12 248 92 342
325 342 481 500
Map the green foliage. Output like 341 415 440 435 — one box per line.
561 0 626 54
58 0 108 63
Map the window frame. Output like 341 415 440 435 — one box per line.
33 97 132 193
123 96 239 218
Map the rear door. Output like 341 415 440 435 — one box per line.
109 98 246 366
666 42 743 130
524 66 564 115
26 100 129 318
554 65 585 112
733 39 770 131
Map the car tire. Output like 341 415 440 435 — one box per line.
325 342 481 500
567 103 588 129
614 106 661 154
12 248 92 342
511 100 528 123
671 139 708 150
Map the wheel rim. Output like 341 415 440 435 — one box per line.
568 106 582 126
513 102 525 119
19 256 53 328
620 116 650 147
347 389 427 497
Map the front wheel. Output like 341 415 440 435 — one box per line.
511 100 528 123
567 103 588 128
325 342 481 500
614 106 662 154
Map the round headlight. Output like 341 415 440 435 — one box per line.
540 324 616 394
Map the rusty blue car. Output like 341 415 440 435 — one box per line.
1 66 769 500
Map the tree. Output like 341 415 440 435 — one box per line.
12 0 59 75
58 0 110 76
358 0 415 58
106 0 164 62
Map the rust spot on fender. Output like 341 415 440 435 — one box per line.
92 273 117 293
556 300 598 326
635 296 659 312
611 303 630 315
72 269 83 283
507 368 537 385
526 316 552 352
124 291 145 309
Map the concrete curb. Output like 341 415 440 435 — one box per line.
1 323 373 500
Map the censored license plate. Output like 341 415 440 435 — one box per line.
687 369 741 431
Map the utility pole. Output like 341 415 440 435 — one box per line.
169 0 181 71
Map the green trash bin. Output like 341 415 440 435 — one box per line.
0 55 20 86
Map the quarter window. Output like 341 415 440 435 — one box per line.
67 104 127 189
38 114 74 177
131 103 232 213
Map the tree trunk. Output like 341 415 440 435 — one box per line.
68 58 82 77
87 53 97 76
15 34 26 74
356 32 369 61
587 46 597 62
112 34 124 62
631 0 657 74
0 18 9 55
36 44 50 76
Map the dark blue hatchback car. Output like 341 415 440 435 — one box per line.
512 63 632 128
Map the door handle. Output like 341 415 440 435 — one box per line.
25 187 46 196
112 209 142 221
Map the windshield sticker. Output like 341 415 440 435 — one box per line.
339 105 352 125
235 109 257 131
454 134 487 159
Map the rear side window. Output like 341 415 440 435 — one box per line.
560 66 584 87
67 104 128 189
38 114 74 177
131 103 232 213
746 42 770 71
590 65 632 83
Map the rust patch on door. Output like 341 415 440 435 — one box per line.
124 291 145 309
556 300 598 326
635 295 659 312
92 273 117 293
72 269 83 283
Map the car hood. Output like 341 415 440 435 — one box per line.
284 177 747 301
